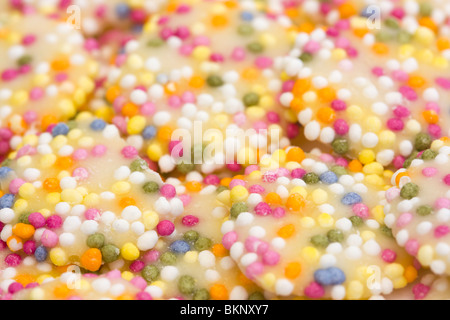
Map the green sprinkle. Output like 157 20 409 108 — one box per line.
86 233 105 249
17 55 32 67
303 172 320 184
332 138 349 155
183 230 199 242
130 159 148 172
330 165 347 176
397 30 413 44
237 24 254 36
375 31 393 42
349 216 363 227
400 182 419 199
327 229 344 243
299 52 313 63
421 149 438 160
193 288 210 300
384 17 399 29
101 245 120 263
380 225 394 238
142 181 160 193
230 202 248 219
419 3 432 16
160 252 177 265
243 93 260 107
206 75 224 87
247 42 264 53
216 185 229 194
177 162 195 174
248 292 265 300
147 38 164 47
142 265 160 282
18 213 31 224
178 275 196 295
194 237 212 251
311 235 329 248
416 205 433 216
403 151 419 169
415 133 432 151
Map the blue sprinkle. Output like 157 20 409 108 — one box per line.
170 240 190 254
115 3 131 19
142 126 156 140
341 192 362 205
0 194 14 209
314 267 346 286
90 119 107 131
35 246 48 262
0 167 12 179
360 6 377 18
240 11 254 21
52 123 69 137
319 171 338 184
132 25 144 33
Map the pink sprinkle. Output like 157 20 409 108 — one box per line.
233 112 247 126
245 236 261 253
8 283 23 294
393 105 410 118
179 44 194 56
396 213 413 228
386 118 404 131
276 168 290 178
121 146 138 159
381 249 397 263
405 239 420 256
254 56 273 69
412 283 430 300
392 70 409 82
72 148 89 161
334 119 349 135
393 156 405 169
129 260 145 273
181 215 199 227
262 171 277 183
245 262 264 279
231 47 246 61
435 77 450 90
291 168 306 179
178 194 192 206
435 198 450 210
287 123 299 139
23 240 36 255
443 174 450 186
40 230 59 248
428 124 441 138
272 207 286 219
130 276 147 290
85 208 100 221
168 95 182 108
391 7 405 19
266 111 280 124
282 80 295 93
9 178 26 194
425 102 441 114
28 212 46 228
140 102 156 116
229 179 246 189
5 253 21 267
399 86 417 101
46 215 62 229
249 184 265 194
22 34 37 46
371 67 384 77
352 203 370 219
136 291 152 300
434 225 450 238
254 202 272 216
335 157 348 167
245 165 260 175
193 36 210 46
222 231 238 250
304 282 325 299
422 167 438 177
303 40 321 53
143 250 160 263
226 163 242 172
156 220 175 236
181 91 196 103
91 144 107 157
160 184 176 199
203 175 220 186
72 167 89 180
112 116 127 134
168 140 183 158
210 53 224 63
385 187 400 202
1 69 18 81
319 153 335 163
130 9 147 23
262 250 280 266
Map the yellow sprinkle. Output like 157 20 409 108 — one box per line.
346 105 363 121
78 136 95 148
46 193 61 205
83 193 100 206
111 181 132 195
300 217 316 228
147 143 163 162
384 263 405 279
371 205 385 224
60 189 83 205
312 189 328 205
317 213 334 228
49 248 67 266
121 271 134 281
230 185 249 203
143 211 159 230
362 162 384 175
358 149 375 164
301 246 319 263
13 199 28 213
289 186 307 198
347 281 364 299
127 116 146 135
183 251 198 264
361 231 376 242
18 183 35 199
261 273 276 289
121 243 140 261
417 245 434 267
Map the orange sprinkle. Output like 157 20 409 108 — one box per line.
265 192 282 205
41 115 58 130
80 248 102 272
188 75 205 89
0 191 4 198
277 224 295 238
121 102 139 117
237 272 253 287
285 262 302 279
395 172 410 187
404 265 418 283
285 8 299 18
186 181 202 192
157 125 174 142
220 177 232 187
286 193 305 211
407 75 426 88
353 28 369 38
317 107 336 124
233 175 245 181
106 85 121 103
418 17 437 33
117 294 135 300
12 223 35 240
212 244 228 258
164 82 179 95
286 147 306 163
55 157 73 170
436 37 450 51
241 67 260 81
317 87 336 103
348 159 363 172
297 22 315 34
119 197 136 208
289 97 304 112
372 43 389 55
43 178 60 192
51 58 70 71
210 284 229 300
422 110 439 124
211 15 228 28
223 1 238 9
338 3 357 19
53 285 72 299
292 78 311 96
14 274 35 286
7 235 23 252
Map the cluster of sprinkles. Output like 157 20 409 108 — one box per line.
384 141 450 276
0 12 98 162
0 0 450 301
98 0 300 174
218 147 417 299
